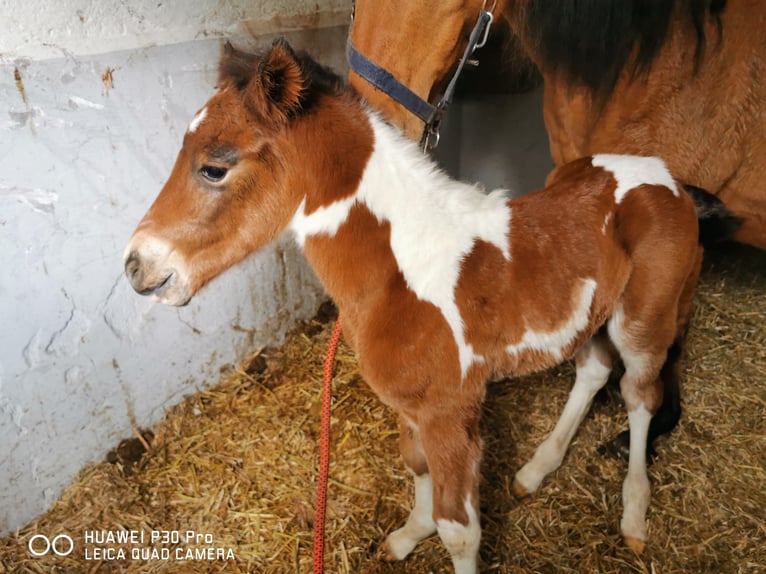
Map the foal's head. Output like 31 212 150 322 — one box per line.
124 40 344 305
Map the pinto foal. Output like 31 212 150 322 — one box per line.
124 41 700 573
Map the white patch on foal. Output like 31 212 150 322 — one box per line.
514 341 611 494
592 154 678 203
385 473 436 560
289 196 357 246
436 496 481 574
601 212 613 235
506 278 597 361
621 404 653 543
289 111 512 379
187 106 207 133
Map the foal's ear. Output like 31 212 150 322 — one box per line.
218 41 257 90
249 38 306 125
218 39 306 125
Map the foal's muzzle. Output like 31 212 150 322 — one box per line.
123 236 192 306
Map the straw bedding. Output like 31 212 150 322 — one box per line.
1 244 764 573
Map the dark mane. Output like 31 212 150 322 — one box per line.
518 0 726 97
291 48 347 104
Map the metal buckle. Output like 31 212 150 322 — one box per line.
474 11 494 51
421 121 441 153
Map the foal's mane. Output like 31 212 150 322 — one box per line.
518 0 726 97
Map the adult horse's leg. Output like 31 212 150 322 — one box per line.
382 417 436 560
513 334 612 497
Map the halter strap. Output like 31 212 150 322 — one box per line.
347 6 494 150
346 40 439 125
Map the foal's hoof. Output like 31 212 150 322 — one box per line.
379 541 399 562
378 542 396 562
623 535 646 554
597 430 658 463
511 479 531 499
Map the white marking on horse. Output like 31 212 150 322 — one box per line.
435 496 481 574
290 196 358 247
621 404 652 543
506 278 597 361
124 232 171 262
385 472 436 559
289 111 512 379
592 154 678 203
514 340 611 493
188 107 207 133
601 212 612 234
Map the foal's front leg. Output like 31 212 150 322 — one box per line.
421 405 483 574
383 404 483 574
383 418 437 560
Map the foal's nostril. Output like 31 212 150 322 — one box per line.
124 251 143 287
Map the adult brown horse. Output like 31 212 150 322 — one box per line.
124 40 700 571
348 0 764 247
348 0 760 460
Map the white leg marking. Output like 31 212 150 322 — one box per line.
436 496 480 574
621 405 652 543
515 343 611 493
385 473 437 560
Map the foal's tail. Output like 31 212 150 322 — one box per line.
684 184 742 245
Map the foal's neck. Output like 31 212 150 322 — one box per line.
355 111 512 231
291 109 512 266
290 109 512 370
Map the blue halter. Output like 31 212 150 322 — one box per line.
347 4 494 150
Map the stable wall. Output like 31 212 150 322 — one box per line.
0 0 348 536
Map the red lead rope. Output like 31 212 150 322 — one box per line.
312 316 342 574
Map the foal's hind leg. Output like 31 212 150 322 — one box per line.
600 337 683 461
608 302 678 553
600 247 702 461
513 335 612 497
382 417 436 561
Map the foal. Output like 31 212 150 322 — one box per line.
124 41 700 573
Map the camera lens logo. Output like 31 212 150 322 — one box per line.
28 534 74 557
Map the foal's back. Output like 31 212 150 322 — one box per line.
458 155 698 380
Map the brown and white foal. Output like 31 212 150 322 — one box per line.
124 41 700 573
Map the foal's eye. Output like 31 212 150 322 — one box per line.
200 165 228 183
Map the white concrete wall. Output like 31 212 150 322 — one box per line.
0 0 350 61
0 0 350 536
